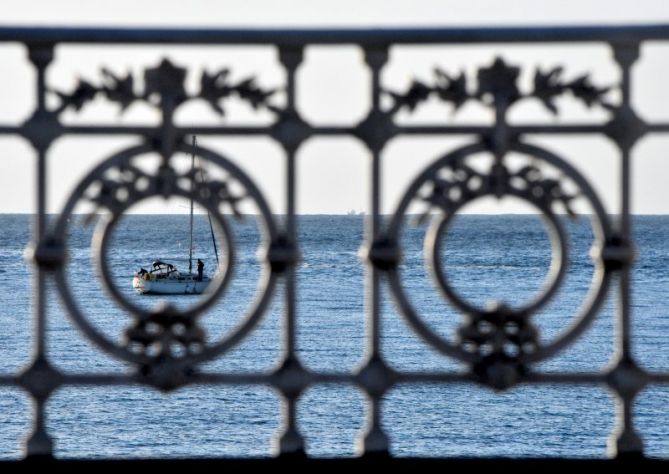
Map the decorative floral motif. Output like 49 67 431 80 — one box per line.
100 68 136 111
418 158 579 221
84 157 245 220
457 303 538 361
52 58 277 115
533 66 614 114
387 56 614 115
52 69 139 114
144 59 188 107
125 311 206 359
476 57 521 106
52 80 99 112
200 69 278 116
386 69 468 113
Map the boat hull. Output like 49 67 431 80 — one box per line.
133 275 211 295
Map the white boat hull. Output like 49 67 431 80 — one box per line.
133 275 211 295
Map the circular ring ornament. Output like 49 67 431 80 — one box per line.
53 141 279 370
387 141 613 367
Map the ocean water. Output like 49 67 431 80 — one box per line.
0 214 668 459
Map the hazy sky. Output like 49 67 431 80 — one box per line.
1 1 669 214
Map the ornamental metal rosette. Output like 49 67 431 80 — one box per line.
48 58 282 389
52 143 280 388
384 57 616 388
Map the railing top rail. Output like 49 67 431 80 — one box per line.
0 24 668 45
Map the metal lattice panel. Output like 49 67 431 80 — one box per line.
0 24 667 462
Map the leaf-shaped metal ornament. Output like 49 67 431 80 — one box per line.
101 68 137 111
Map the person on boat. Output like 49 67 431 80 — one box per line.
197 259 204 281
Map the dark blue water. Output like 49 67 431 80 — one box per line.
0 214 668 459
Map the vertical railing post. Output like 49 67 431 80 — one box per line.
273 45 308 457
22 43 61 458
356 45 394 457
614 42 640 361
606 41 646 458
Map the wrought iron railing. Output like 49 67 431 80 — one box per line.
1 24 669 463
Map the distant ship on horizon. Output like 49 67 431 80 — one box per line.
346 209 365 216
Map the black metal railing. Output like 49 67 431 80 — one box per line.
1 24 669 463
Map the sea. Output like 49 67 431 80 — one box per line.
0 214 668 459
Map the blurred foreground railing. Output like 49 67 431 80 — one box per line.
0 24 669 464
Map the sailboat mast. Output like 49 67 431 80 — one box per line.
194 153 220 269
188 136 196 274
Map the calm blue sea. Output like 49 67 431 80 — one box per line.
0 214 668 459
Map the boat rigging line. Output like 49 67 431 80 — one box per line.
191 135 220 269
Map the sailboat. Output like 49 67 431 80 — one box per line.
132 137 219 295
